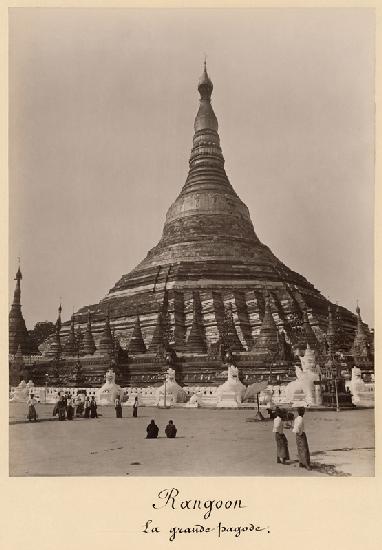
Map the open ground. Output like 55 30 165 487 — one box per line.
9 404 374 477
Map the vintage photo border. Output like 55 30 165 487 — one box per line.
0 1 380 549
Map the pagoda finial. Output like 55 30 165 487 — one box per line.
55 301 62 333
198 59 213 100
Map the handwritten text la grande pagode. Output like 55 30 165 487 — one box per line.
143 487 270 542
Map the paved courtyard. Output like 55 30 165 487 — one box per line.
9 403 374 477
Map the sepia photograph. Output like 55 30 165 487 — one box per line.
8 7 375 478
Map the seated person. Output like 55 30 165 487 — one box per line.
165 420 177 438
146 419 159 439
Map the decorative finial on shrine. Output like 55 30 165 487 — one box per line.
198 56 213 100
15 258 22 281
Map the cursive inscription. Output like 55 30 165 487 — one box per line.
152 487 246 520
145 487 271 541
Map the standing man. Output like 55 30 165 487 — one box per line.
292 407 311 470
84 395 91 418
115 395 122 418
57 395 67 421
90 396 98 418
66 395 74 421
27 394 38 422
132 396 138 418
272 408 289 464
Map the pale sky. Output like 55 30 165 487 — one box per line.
9 8 375 328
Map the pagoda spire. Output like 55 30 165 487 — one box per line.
63 315 77 356
186 292 207 354
148 307 165 353
80 310 96 356
180 61 233 196
128 314 147 354
98 310 114 357
221 303 244 352
56 301 62 333
13 265 22 305
251 293 279 355
46 302 62 359
9 264 34 355
351 303 370 359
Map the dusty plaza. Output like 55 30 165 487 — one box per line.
9 403 374 477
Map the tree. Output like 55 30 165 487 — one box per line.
28 321 56 348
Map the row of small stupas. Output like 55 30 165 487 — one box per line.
9 63 374 386
9 265 373 365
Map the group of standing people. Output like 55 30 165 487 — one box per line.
114 396 138 418
272 406 311 470
53 393 98 421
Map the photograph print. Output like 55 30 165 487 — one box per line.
8 7 375 477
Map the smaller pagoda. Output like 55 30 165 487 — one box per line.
97 311 114 357
9 265 35 355
80 311 96 356
128 315 147 354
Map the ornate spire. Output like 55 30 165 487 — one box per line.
221 303 244 352
128 314 147 354
352 303 370 359
46 302 62 359
251 294 279 355
98 310 114 356
9 264 34 355
56 302 62 333
148 307 165 353
197 58 213 101
13 266 22 305
186 292 207 354
80 310 96 356
63 315 77 356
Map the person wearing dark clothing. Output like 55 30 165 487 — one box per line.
75 396 84 417
165 420 177 438
90 396 98 418
146 419 159 439
27 394 38 422
57 396 66 421
272 407 289 464
66 397 74 421
84 396 91 418
115 396 123 418
293 407 311 470
133 396 138 418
